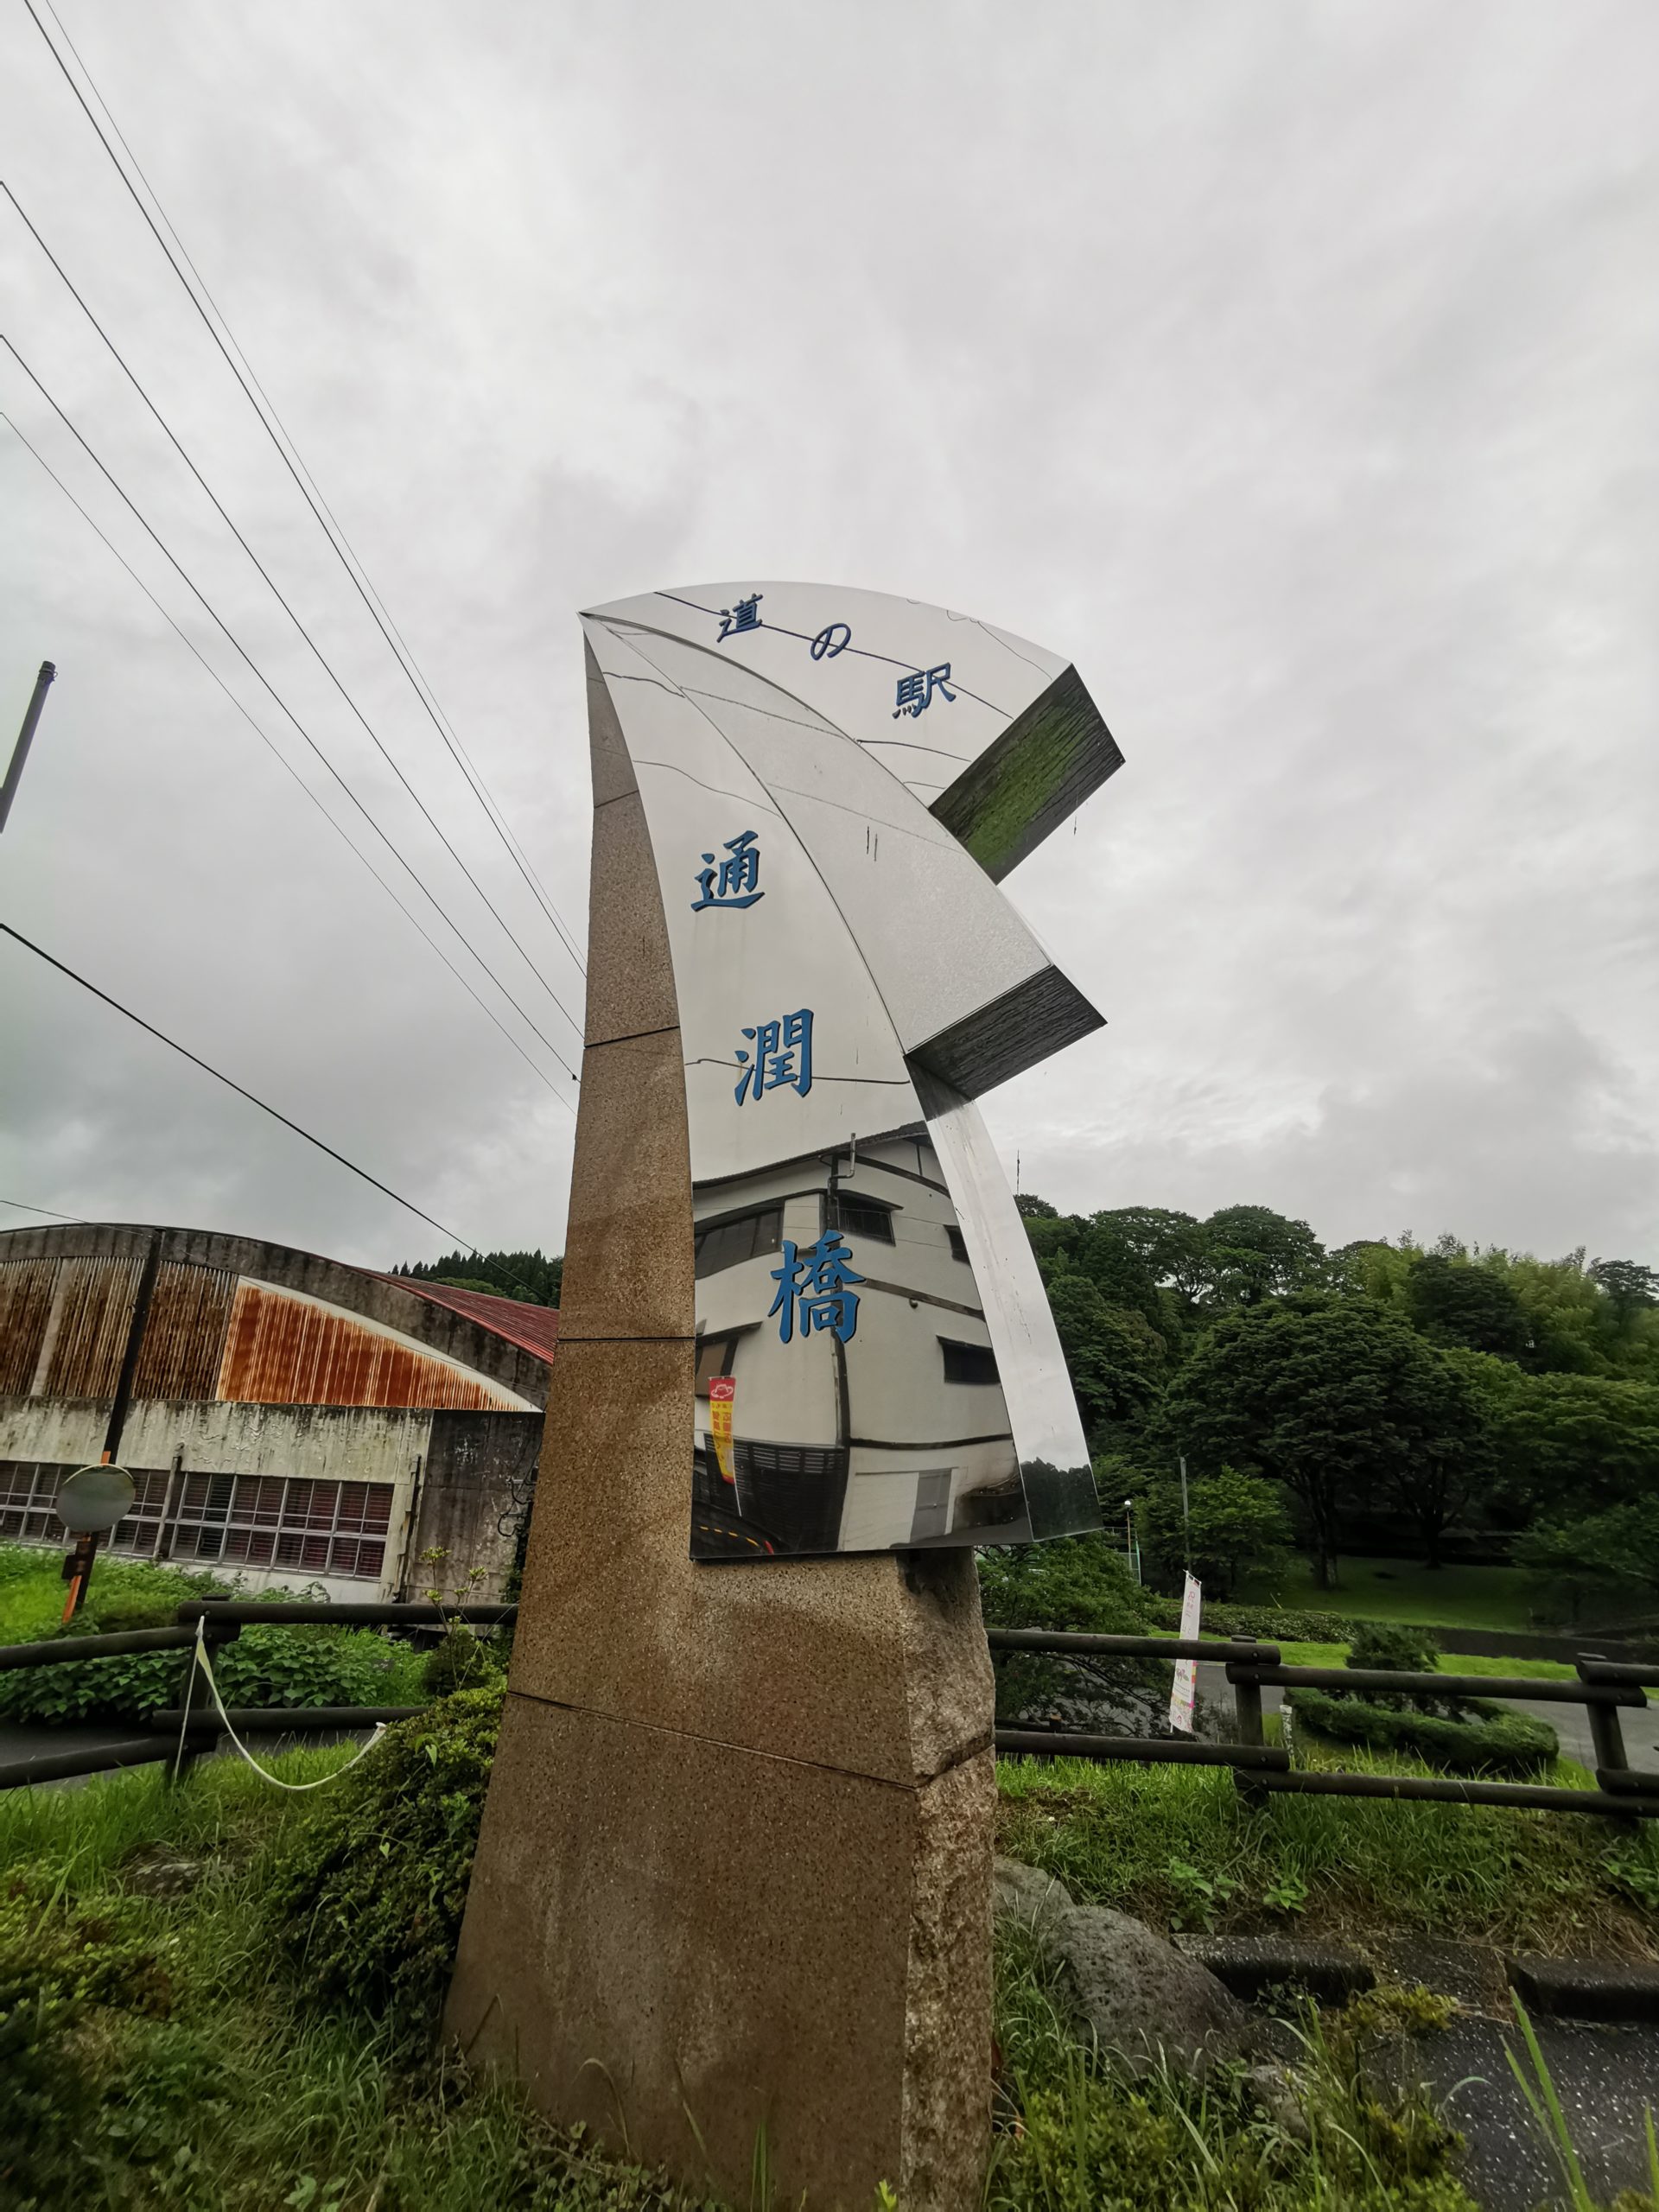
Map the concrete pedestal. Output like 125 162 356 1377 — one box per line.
444 649 995 2209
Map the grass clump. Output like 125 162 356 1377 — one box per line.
988 1921 1478 2211
0 1729 710 2211
264 1686 504 2021
997 1754 1659 1956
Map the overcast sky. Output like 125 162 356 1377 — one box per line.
2 2 1655 1275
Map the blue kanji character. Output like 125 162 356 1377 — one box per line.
767 1231 863 1345
716 592 763 642
891 662 957 719
767 1239 806 1343
734 1007 813 1104
691 828 764 912
798 1231 864 1344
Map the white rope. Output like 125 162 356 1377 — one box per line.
174 1618 388 1791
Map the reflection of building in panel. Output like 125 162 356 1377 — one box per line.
0 1222 555 1601
691 1130 1031 1559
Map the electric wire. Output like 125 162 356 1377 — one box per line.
0 1198 92 1224
1 410 575 1109
3 183 585 1046
23 0 588 979
1 921 481 1251
0 337 580 1088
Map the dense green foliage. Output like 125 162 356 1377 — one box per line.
0 1746 706 2212
1284 1618 1560 1774
1017 1192 1656 1605
0 1548 426 1723
980 1537 1165 1725
264 1688 503 2022
990 1925 1477 2212
1288 1688 1560 1775
391 1248 563 1306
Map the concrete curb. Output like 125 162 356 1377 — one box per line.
1507 1956 1659 2024
1173 1936 1375 2005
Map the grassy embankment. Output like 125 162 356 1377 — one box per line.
1237 1554 1537 1633
3 1736 1488 2212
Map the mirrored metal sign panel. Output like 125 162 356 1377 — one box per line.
580 582 1121 1560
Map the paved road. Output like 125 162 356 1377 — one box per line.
1195 1664 1659 1774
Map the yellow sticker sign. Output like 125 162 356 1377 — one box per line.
709 1376 736 1485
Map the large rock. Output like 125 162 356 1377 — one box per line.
993 1854 1076 1936
994 1857 1255 2082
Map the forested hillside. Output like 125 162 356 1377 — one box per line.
1020 1195 1659 1611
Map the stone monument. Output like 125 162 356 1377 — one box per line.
446 583 1121 2209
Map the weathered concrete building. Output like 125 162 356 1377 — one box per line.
0 1223 556 1602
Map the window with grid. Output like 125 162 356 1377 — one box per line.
159 1473 395 1580
826 1193 896 1243
0 1463 61 1546
694 1205 785 1280
939 1338 1001 1387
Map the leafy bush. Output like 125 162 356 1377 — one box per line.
264 1686 502 2025
1349 1620 1440 1676
980 1536 1168 1729
1287 1687 1559 1776
0 1618 419 1726
1146 1592 1360 1643
423 1626 507 1699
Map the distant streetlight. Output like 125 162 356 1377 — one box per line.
1122 1497 1141 1585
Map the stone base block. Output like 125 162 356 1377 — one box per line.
446 1690 993 2211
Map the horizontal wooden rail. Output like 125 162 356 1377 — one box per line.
152 1705 423 1732
0 1738 175 1789
1255 1769 1659 1817
0 1624 200 1670
996 1728 1288 1770
176 1601 517 1627
1228 1661 1646 1707
988 1628 1280 1664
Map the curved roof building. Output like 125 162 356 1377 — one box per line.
0 1221 555 1599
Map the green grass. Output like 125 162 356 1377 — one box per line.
1149 1625 1578 1678
989 1918 1479 2211
1239 1555 1537 1632
0 1749 714 2210
996 1751 1659 1957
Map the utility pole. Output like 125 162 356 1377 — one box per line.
0 661 56 835
1179 1453 1191 1567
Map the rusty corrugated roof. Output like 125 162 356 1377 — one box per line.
369 1276 560 1363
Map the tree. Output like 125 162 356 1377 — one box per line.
1198 1205 1326 1307
1515 1497 1659 1627
1134 1466 1292 1598
1073 1221 1165 1332
1452 1354 1659 1518
1014 1193 1058 1218
1406 1254 1532 1359
1041 1269 1165 1439
1160 1298 1489 1582
391 1249 563 1306
1090 1207 1210 1301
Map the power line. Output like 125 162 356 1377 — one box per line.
0 1196 92 1224
1 409 575 1110
2 183 585 1047
24 0 588 980
0 335 581 1089
1 921 480 1250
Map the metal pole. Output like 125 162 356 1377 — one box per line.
0 661 56 835
1179 1454 1191 1567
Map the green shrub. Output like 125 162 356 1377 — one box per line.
1288 1687 1559 1776
422 1626 507 1700
0 1618 417 1726
1146 1592 1360 1643
981 1536 1166 1725
1349 1620 1440 1677
264 1686 502 2025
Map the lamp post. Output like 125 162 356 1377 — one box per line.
1122 1497 1141 1585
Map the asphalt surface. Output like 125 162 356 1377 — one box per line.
1384 2017 1659 2209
